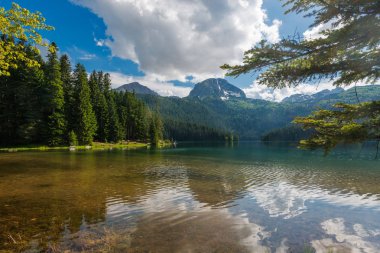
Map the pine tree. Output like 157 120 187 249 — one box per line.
73 64 97 145
102 72 112 92
149 113 163 146
100 74 123 142
0 45 45 145
135 102 149 140
60 54 75 137
221 0 380 152
88 71 109 142
44 43 66 146
124 92 139 140
106 91 122 143
0 3 53 77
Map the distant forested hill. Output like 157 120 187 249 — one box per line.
136 79 380 141
115 82 159 96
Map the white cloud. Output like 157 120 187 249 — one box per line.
243 80 335 101
94 37 106 47
248 181 380 219
243 80 369 102
79 53 97 60
110 73 369 100
303 20 343 41
311 218 380 253
67 46 97 61
72 0 281 82
109 72 192 97
303 23 330 40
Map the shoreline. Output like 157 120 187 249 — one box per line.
0 141 150 152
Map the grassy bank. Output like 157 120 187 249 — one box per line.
0 140 175 152
0 141 148 152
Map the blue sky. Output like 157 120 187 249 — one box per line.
4 0 321 100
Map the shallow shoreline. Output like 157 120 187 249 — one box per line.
0 140 174 152
0 141 149 152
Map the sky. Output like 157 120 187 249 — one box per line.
3 0 351 100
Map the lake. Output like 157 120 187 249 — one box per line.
1 142 380 252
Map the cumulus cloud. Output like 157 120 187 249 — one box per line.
303 23 330 40
243 80 369 102
248 181 380 219
72 0 281 82
303 20 343 41
66 46 98 61
243 80 337 101
109 72 192 97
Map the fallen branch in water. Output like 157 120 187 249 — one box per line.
8 234 17 244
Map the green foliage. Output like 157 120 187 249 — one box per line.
88 71 109 141
294 102 380 153
68 130 78 146
140 84 380 142
60 54 75 136
117 92 152 141
140 94 310 140
222 0 380 88
163 119 228 141
73 64 97 145
0 45 45 145
0 2 53 76
45 43 66 146
261 125 312 142
0 36 163 147
149 113 163 145
106 91 123 143
222 0 380 150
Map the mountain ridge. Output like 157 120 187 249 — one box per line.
115 82 159 96
188 78 246 100
282 87 344 103
137 83 380 140
113 79 380 141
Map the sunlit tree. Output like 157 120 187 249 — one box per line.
0 2 53 76
222 0 380 153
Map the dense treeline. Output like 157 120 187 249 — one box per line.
138 94 235 141
261 126 313 142
140 93 312 140
0 43 163 146
163 119 232 141
140 86 380 141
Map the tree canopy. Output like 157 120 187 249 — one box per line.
0 2 53 76
222 0 380 153
0 40 164 147
222 0 380 88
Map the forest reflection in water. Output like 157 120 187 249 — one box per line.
0 142 380 252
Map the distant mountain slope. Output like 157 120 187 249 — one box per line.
138 81 380 141
140 94 308 140
282 85 380 105
115 82 158 96
282 87 344 103
188 78 246 100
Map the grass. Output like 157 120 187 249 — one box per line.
0 140 176 152
92 141 148 150
0 141 150 152
156 139 174 148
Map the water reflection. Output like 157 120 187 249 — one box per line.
0 143 379 252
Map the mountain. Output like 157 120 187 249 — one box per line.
188 78 246 100
281 86 380 105
282 87 344 103
137 81 380 141
115 82 158 96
